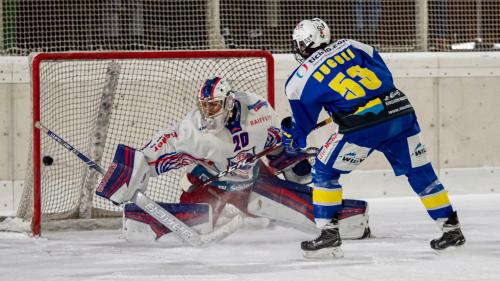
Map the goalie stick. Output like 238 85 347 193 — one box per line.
35 121 242 247
186 117 332 192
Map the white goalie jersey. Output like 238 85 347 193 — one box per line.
141 92 280 189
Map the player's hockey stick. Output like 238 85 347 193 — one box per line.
186 117 332 192
35 121 242 247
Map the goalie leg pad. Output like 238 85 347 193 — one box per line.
123 202 212 242
96 144 150 205
249 174 369 239
338 199 370 239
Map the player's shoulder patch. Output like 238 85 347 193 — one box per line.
247 99 268 112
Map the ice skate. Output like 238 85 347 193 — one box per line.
430 211 466 250
301 219 343 259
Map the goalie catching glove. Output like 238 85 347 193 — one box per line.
96 144 151 205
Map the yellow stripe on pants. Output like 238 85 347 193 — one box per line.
420 190 451 210
313 187 343 206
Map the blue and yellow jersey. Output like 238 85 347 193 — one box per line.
285 39 413 138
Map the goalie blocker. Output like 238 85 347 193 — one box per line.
124 161 370 242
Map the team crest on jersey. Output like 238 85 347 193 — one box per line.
227 147 255 178
154 152 198 175
247 100 268 112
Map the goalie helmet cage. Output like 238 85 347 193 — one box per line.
19 50 274 236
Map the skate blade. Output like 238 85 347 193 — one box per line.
303 246 344 259
432 242 466 254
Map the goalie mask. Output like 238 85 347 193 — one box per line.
198 77 235 133
292 18 331 63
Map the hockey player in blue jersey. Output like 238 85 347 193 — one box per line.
282 18 465 258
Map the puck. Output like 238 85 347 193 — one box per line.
42 156 54 166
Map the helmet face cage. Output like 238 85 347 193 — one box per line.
292 40 313 63
292 18 331 63
197 77 235 132
199 97 225 118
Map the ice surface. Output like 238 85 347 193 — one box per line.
1 194 499 281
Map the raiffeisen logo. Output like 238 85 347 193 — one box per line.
296 63 308 78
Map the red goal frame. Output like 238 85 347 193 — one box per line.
30 50 274 236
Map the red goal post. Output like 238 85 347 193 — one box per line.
19 50 274 236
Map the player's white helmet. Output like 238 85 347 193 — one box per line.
198 76 235 133
292 18 331 63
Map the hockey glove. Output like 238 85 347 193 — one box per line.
281 116 305 153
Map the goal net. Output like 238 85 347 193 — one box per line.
2 0 499 54
17 50 274 235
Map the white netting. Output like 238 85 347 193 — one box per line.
17 51 273 232
1 0 499 55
